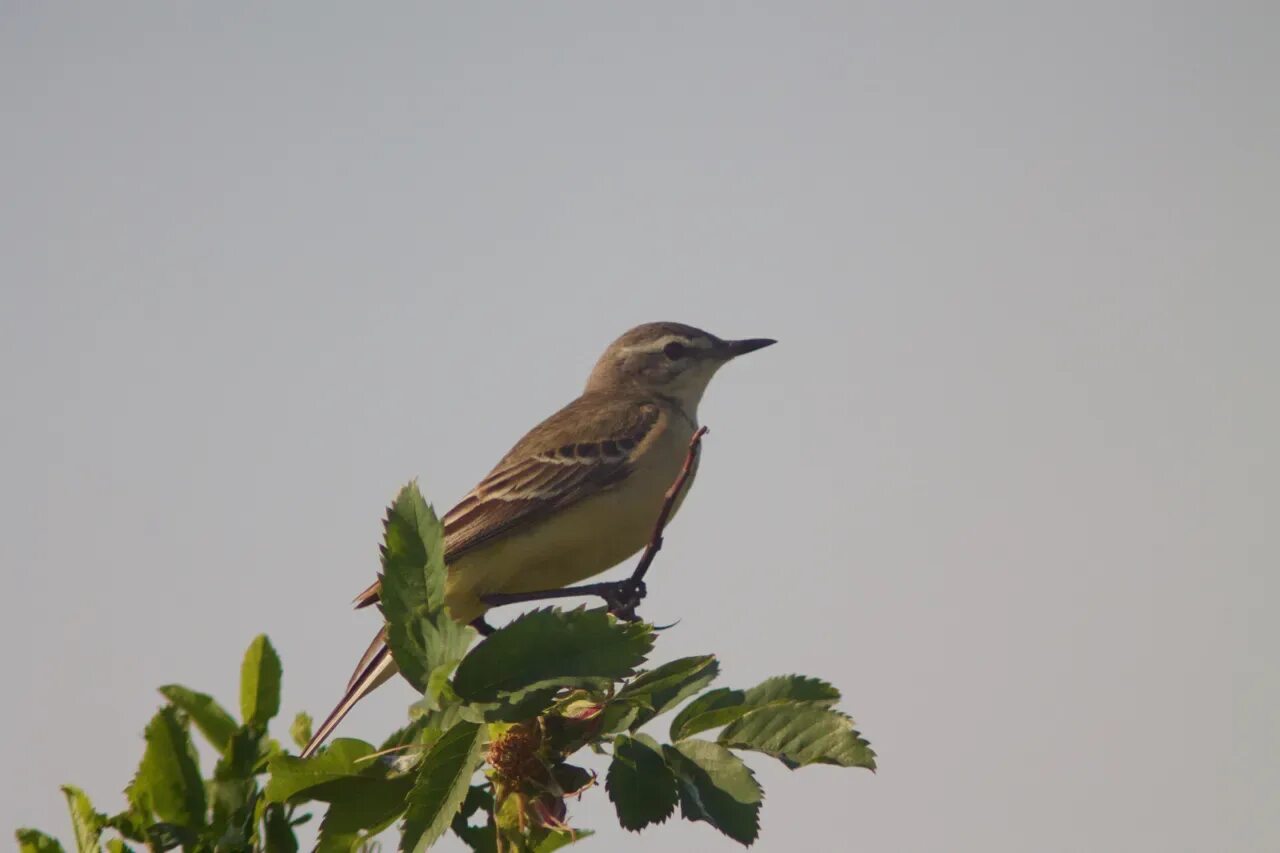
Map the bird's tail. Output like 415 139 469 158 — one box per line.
300 628 398 758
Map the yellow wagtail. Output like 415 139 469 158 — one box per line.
302 321 775 756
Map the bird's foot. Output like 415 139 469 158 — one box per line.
603 578 647 621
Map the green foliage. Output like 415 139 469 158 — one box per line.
719 705 875 770
289 712 313 752
378 483 474 693
606 734 677 831
614 655 719 730
157 685 238 752
129 706 207 828
240 634 283 730
61 785 104 853
401 722 484 852
20 481 875 851
452 607 654 703
16 829 64 853
664 740 763 845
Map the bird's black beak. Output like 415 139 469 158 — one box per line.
724 338 777 357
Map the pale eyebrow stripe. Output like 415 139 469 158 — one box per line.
618 334 711 356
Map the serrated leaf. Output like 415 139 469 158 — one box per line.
156 685 238 752
606 734 677 831
16 829 66 853
61 786 104 853
128 706 206 829
720 705 875 770
378 483 474 692
264 739 380 803
290 712 313 752
596 702 641 736
664 740 762 846
742 675 840 707
669 675 842 741
267 737 412 850
400 721 484 852
455 687 561 725
240 635 282 729
616 655 718 730
314 777 413 853
668 688 749 741
453 608 654 703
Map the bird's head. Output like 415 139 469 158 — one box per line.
585 321 775 414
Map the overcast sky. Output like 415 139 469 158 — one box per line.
3 3 1277 851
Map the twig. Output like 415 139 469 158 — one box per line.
481 426 709 621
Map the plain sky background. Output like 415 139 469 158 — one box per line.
3 3 1276 851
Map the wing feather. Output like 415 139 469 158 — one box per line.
352 393 662 609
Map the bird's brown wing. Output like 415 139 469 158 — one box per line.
352 393 663 609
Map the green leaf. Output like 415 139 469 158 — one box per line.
743 675 840 707
664 740 762 846
720 705 875 770
103 841 136 853
268 737 413 850
378 482 474 692
455 687 561 725
669 675 841 741
449 785 495 852
16 829 65 853
138 822 197 850
101 812 147 844
61 786 104 853
240 635 283 729
157 685 238 752
314 777 413 853
128 706 206 829
290 712 314 752
263 803 299 853
207 776 256 850
530 828 593 851
264 739 379 803
606 734 678 831
596 702 641 736
214 727 270 782
453 608 653 703
668 688 749 741
400 721 484 853
616 655 718 730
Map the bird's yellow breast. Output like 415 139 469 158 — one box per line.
444 415 698 623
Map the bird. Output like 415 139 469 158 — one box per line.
301 321 775 757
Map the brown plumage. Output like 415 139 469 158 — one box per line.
301 323 775 757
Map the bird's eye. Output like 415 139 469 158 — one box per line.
663 341 687 360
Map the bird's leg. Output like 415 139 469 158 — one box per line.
470 616 496 636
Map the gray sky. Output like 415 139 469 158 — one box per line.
3 3 1277 850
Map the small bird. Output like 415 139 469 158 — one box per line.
302 322 775 756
